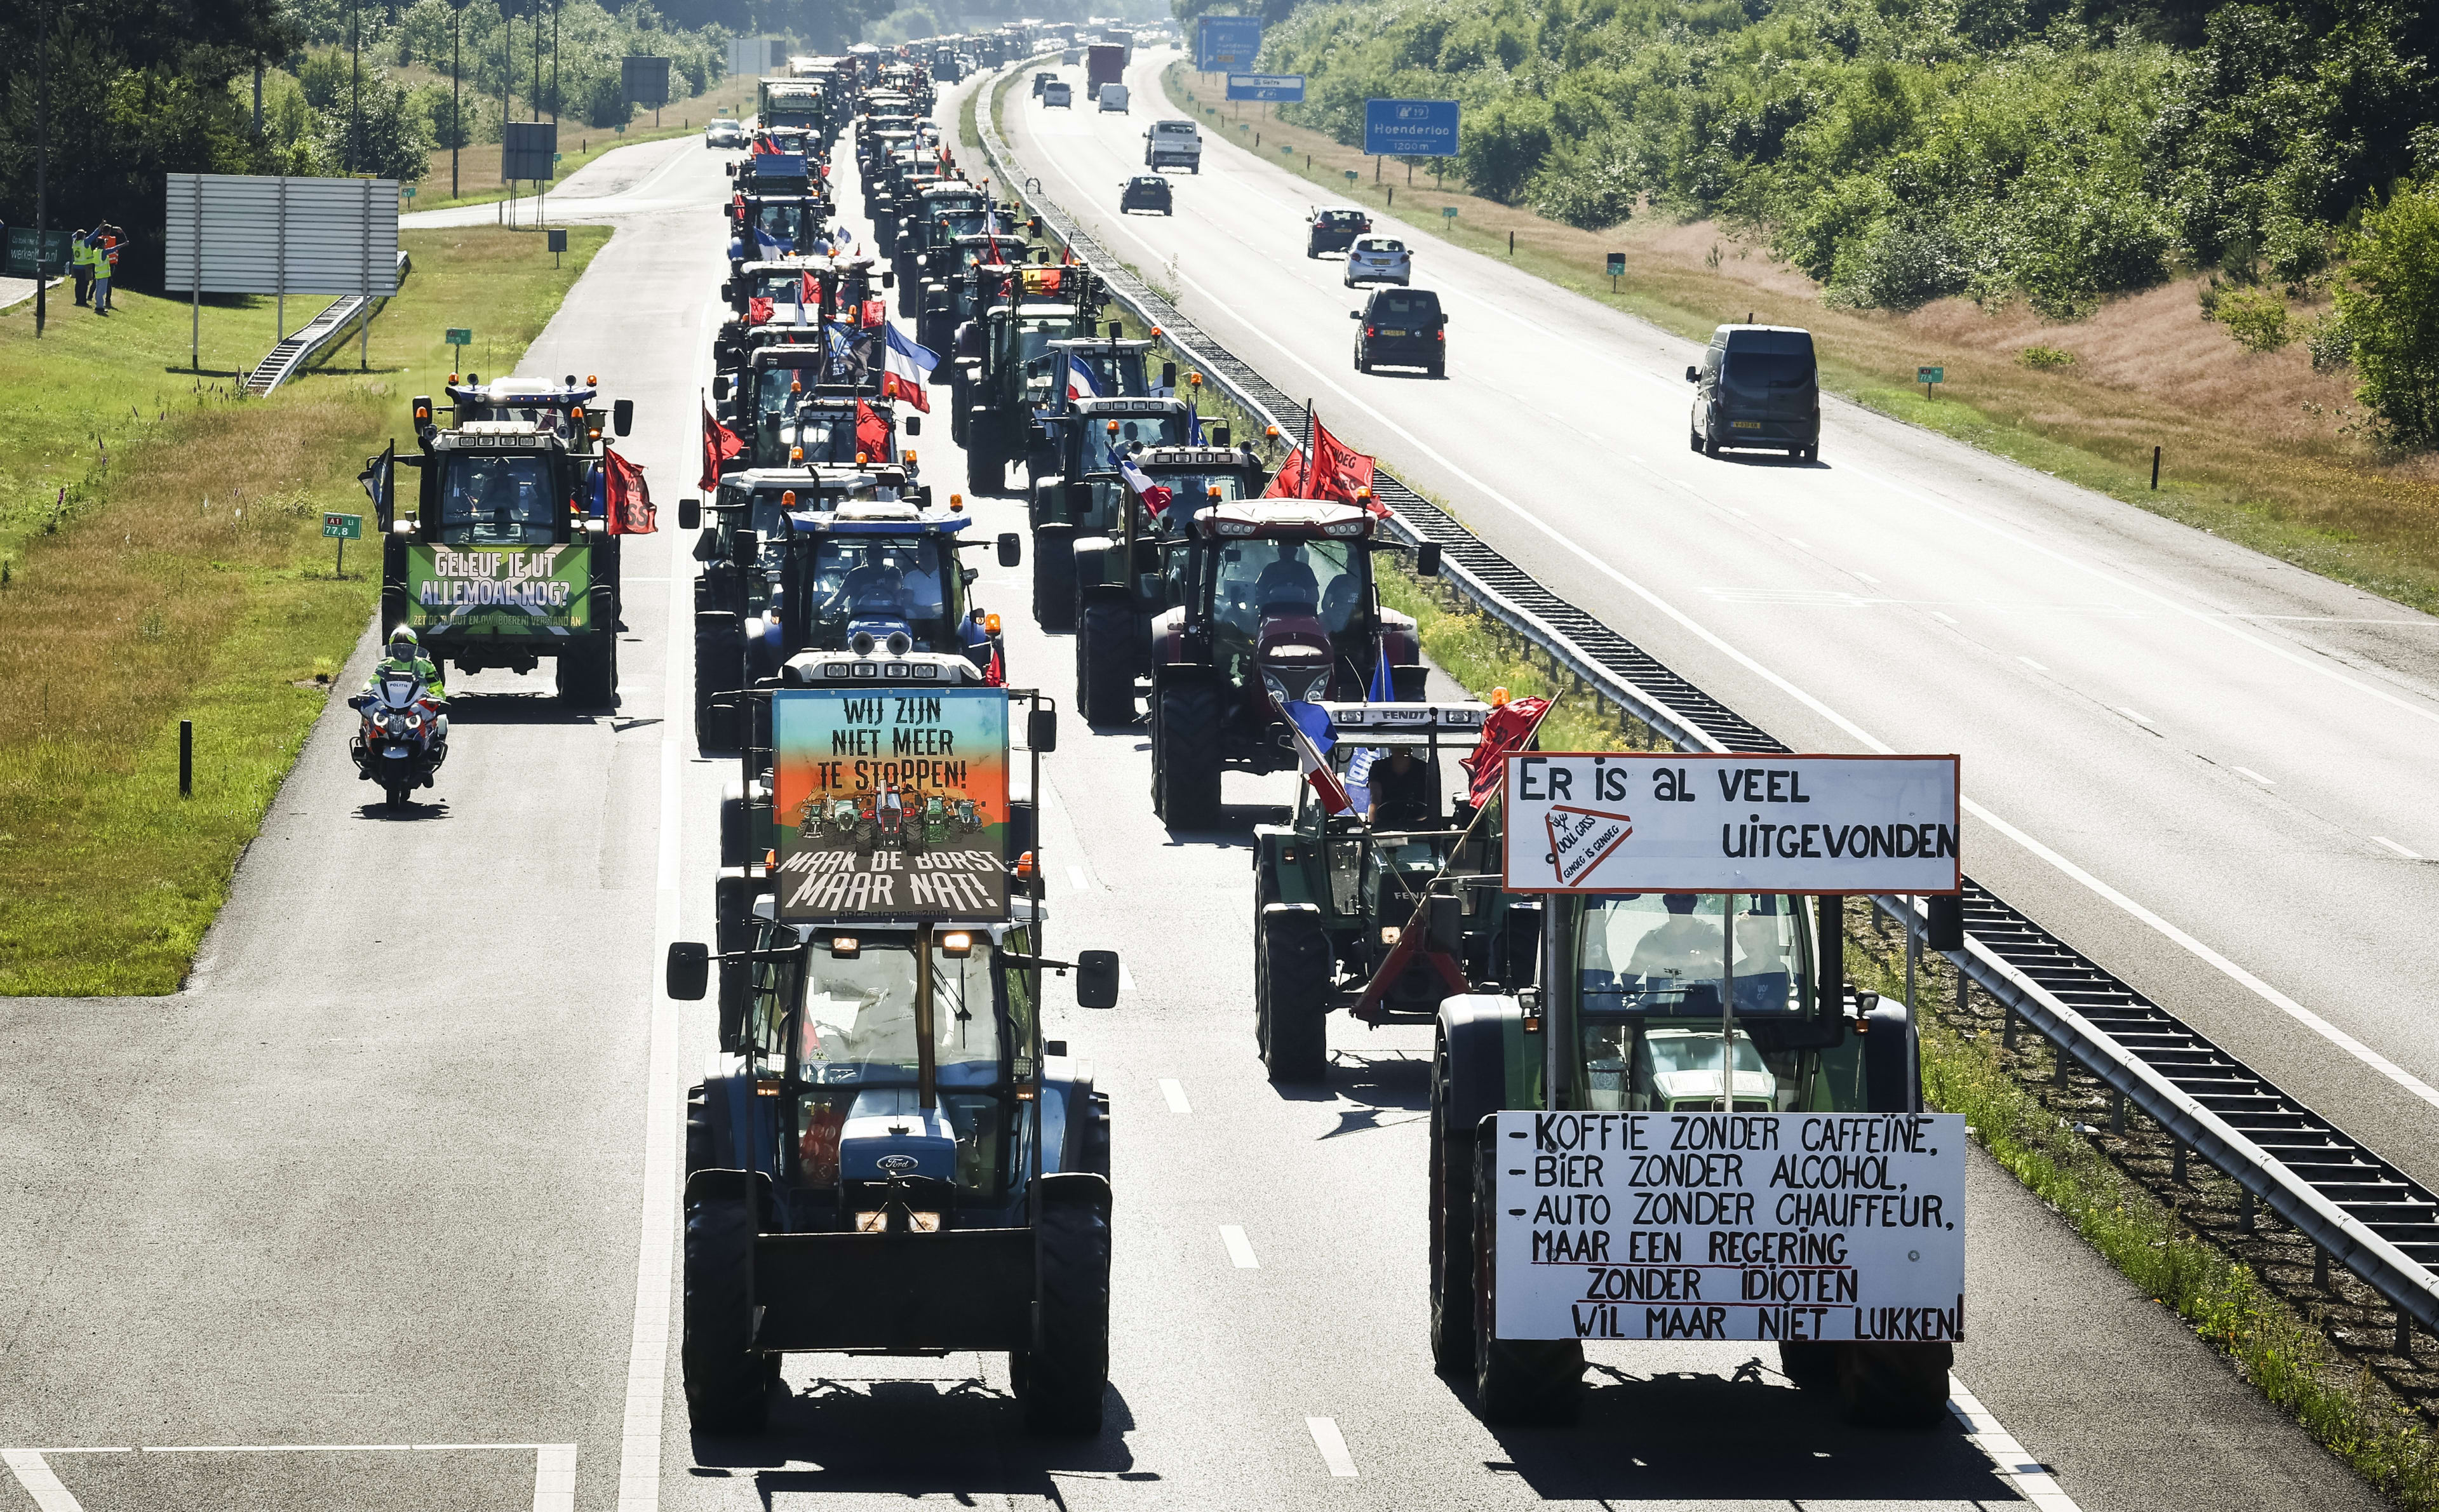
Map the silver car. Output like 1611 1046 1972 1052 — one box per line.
1343 235 1412 288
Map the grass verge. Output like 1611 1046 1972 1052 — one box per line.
0 225 610 994
1160 62 2439 620
399 72 759 214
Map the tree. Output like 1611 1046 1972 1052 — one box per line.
2337 180 2439 449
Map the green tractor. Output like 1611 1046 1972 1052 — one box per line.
378 376 635 707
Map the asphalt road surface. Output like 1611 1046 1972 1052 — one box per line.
1005 46 2439 1217
0 62 2394 1512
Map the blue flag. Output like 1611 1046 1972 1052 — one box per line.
1368 642 1394 702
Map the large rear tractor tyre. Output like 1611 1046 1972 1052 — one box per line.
680 1184 769 1435
556 634 617 710
1778 1341 1839 1391
967 425 1002 496
695 620 744 753
1014 1184 1111 1435
1152 681 1223 830
1033 523 1076 632
1428 1049 1474 1375
1470 1136 1584 1423
1836 1342 1953 1428
1257 906 1331 1083
1077 603 1136 726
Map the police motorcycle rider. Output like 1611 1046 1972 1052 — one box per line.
357 626 451 761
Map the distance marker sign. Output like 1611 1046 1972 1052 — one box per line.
1502 753 1960 895
1493 1110 1966 1342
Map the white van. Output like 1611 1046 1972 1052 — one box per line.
1098 82 1131 114
1145 117 1201 172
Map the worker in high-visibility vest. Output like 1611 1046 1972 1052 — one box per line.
69 231 95 307
93 229 119 316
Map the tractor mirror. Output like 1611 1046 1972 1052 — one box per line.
882 270 896 288
732 527 759 565
1415 541 1442 577
1685 365 1699 382
905 415 921 436
1161 361 1177 389
612 399 634 437
666 942 710 1001
1028 706 1058 753
1428 894 1462 954
678 497 701 532
720 281 734 302
1348 310 1360 320
713 374 732 402
1211 424 1230 447
1065 480 1091 511
998 532 1022 566
1075 949 1120 1009
1926 894 1965 952
1107 321 1124 339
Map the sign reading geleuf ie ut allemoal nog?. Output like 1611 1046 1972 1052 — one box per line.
1501 753 1961 895
1493 1111 1966 1342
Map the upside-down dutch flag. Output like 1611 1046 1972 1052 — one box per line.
1066 354 1101 402
1284 702 1352 815
882 323 936 413
1117 452 1174 515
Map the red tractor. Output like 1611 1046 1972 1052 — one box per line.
1145 499 1439 827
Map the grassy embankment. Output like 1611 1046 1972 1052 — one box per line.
1371 561 2439 1506
1164 63 2439 619
393 67 760 213
0 225 609 994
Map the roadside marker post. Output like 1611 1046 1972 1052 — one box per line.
1607 251 1623 292
179 720 193 798
323 510 362 579
548 228 567 268
1918 364 1944 400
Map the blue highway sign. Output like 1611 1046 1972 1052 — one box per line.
1197 17 1264 71
1364 98 1460 157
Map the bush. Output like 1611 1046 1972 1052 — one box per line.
1458 95 1553 205
2018 345 2074 368
2208 284 2291 351
2337 182 2439 448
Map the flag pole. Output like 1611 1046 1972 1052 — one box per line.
1303 398 1316 495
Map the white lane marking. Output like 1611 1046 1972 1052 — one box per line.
1119 961 1137 991
1018 103 2439 1120
1069 864 1092 893
1930 611 1958 625
2119 707 2153 726
1305 1417 1360 1478
1220 1224 1260 1268
533 1443 579 1512
1949 1381 2085 1511
1783 536 1810 551
1160 1078 1192 1113
1853 570 1882 586
3 1450 85 1512
2234 766 2274 786
2374 836 2423 860
2019 656 2048 671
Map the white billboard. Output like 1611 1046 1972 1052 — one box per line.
1502 753 1960 895
163 173 400 297
1492 1109 1966 1342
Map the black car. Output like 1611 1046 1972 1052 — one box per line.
1688 323 1819 460
1305 206 1370 258
1351 287 1446 377
1119 175 1174 215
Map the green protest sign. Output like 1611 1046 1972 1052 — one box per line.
406 544 591 633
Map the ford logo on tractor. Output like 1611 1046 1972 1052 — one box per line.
877 1153 920 1175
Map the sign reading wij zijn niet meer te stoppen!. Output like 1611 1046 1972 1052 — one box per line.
771 688 1011 922
1494 1110 1966 1342
1502 753 1961 895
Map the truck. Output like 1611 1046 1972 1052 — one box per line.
1085 43 1125 100
1144 119 1201 173
757 77 828 133
376 377 635 707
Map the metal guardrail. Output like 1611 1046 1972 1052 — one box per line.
243 250 413 397
974 69 2439 1343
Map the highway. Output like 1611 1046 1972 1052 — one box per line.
1003 47 2439 1203
0 60 2395 1512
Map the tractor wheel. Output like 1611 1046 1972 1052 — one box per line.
556 636 617 710
967 429 1001 495
1077 603 1136 726
1258 907 1331 1083
1014 1184 1111 1434
1836 1342 1953 1428
1470 1135 1583 1423
695 620 744 753
684 1085 713 1179
680 1186 769 1435
1152 681 1223 830
1778 1341 1839 1391
1034 523 1076 632
1428 1047 1474 1374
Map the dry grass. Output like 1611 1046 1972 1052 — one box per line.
1168 65 2439 615
0 225 609 993
398 70 761 211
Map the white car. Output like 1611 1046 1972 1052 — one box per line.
1343 236 1412 287
1098 82 1131 113
704 118 748 149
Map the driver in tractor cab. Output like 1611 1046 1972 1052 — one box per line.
1366 746 1434 829
1254 542 1320 616
833 544 907 617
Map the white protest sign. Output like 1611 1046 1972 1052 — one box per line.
1502 753 1960 894
1492 1110 1966 1342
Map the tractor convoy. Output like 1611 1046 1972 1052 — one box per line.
358 31 1963 1450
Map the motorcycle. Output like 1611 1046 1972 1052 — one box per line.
349 669 447 810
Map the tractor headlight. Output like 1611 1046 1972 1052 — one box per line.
908 1211 943 1233
854 1210 886 1233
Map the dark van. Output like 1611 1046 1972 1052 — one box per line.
1688 325 1820 460
1351 288 1446 377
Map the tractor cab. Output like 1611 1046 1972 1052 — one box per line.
723 345 916 467
730 194 832 276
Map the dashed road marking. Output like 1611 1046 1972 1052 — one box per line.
1220 1224 1260 1268
1930 610 1958 625
1069 864 1092 892
1161 1078 1191 1113
3 1444 578 1512
2374 836 2422 860
2119 706 2153 726
2019 656 2047 671
1853 570 1882 585
3 1450 83 1512
1305 1417 1359 1477
1119 961 1136 991
1948 1381 2083 1509
2234 766 2274 786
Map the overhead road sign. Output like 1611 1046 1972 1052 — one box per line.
1225 73 1305 102
1197 16 1263 70
1364 98 1459 157
163 174 400 296
1502 753 1961 895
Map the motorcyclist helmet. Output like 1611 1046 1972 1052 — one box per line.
387 626 420 662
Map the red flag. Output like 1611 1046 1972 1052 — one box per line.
700 405 745 490
603 446 655 535
984 643 1004 686
1458 696 1554 808
748 296 774 326
861 298 887 328
1261 420 1380 513
855 399 890 461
